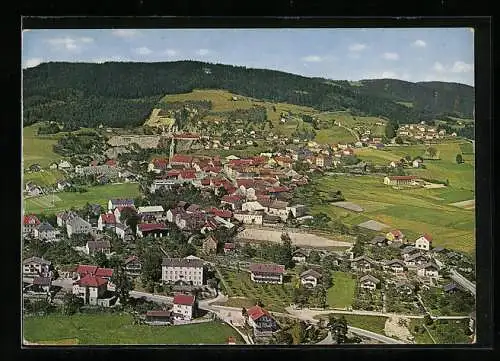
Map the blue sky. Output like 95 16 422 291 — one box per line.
22 28 475 85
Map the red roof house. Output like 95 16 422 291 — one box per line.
249 263 285 275
76 265 99 276
173 294 195 306
170 154 193 166
77 274 108 288
105 159 117 167
94 268 114 278
247 305 271 321
24 215 41 226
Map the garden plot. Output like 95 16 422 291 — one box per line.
331 202 364 212
357 220 390 231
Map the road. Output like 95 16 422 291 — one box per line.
129 290 173 304
450 269 476 296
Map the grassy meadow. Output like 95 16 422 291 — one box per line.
326 271 357 309
23 314 243 345
24 183 141 214
23 124 63 168
23 169 65 187
314 313 388 335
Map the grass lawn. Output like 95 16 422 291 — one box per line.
314 313 388 335
218 267 294 312
315 127 356 144
23 125 63 168
24 183 141 214
306 174 475 254
326 271 356 309
23 169 66 187
23 314 244 345
409 318 471 344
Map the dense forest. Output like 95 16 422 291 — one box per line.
23 61 474 129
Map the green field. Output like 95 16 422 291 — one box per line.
23 125 63 168
409 318 471 344
23 169 65 187
326 272 356 309
315 127 357 144
314 313 388 335
308 174 475 254
218 268 294 312
23 314 243 345
24 183 141 214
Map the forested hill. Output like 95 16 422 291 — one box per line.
23 61 474 129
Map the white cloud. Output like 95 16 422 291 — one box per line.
451 61 474 73
23 58 43 69
412 39 427 48
302 55 323 62
46 36 94 52
382 52 399 61
348 43 367 52
112 29 140 38
134 47 152 55
196 49 210 56
164 49 178 57
433 61 445 73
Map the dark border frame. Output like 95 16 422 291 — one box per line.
13 15 494 361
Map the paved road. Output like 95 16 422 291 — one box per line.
450 269 476 296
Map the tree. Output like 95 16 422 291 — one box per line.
424 314 434 326
277 232 294 269
94 251 109 268
328 315 349 344
427 147 438 158
120 207 141 234
62 293 83 315
385 122 396 139
141 250 162 287
456 153 463 164
290 320 306 345
308 250 321 264
395 136 403 144
111 266 133 305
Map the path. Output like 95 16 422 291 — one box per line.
450 268 476 296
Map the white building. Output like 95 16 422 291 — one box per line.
161 257 204 286
72 275 108 305
359 275 380 291
66 216 92 238
137 205 165 218
300 269 322 288
172 294 196 321
34 222 59 241
23 257 51 277
417 263 440 278
233 211 263 225
415 234 432 251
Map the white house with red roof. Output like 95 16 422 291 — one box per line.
249 263 285 284
246 305 279 337
72 274 108 305
148 158 169 173
23 215 41 236
223 242 236 254
386 229 405 242
415 234 433 251
97 213 116 231
169 154 193 167
136 223 168 238
172 293 197 320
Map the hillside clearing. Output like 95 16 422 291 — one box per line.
326 272 356 309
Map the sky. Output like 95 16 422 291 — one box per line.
22 28 475 86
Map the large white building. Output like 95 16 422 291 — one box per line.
172 293 196 321
161 257 204 286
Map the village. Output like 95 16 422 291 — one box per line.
22 131 476 345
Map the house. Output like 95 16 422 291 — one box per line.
49 162 58 170
97 213 116 231
389 161 397 168
58 160 73 171
56 211 78 227
124 256 142 277
246 305 279 337
25 182 43 196
383 259 406 273
351 255 377 272
161 257 204 286
31 276 52 294
249 263 285 284
233 211 263 225
170 154 193 167
286 204 308 218
114 224 133 241
401 246 421 260
108 199 135 211
300 269 322 288
369 235 388 247
202 235 218 255
72 275 108 305
23 215 41 236
136 223 168 238
56 179 71 191
85 240 111 256
415 234 432 251
386 229 405 243
292 249 308 263
23 257 51 277
223 242 236 254
137 206 165 219
383 176 419 186
34 222 59 241
148 158 169 173
393 281 414 295
417 263 439 278
359 274 380 291
145 310 172 325
221 195 244 210
172 294 197 321
443 283 462 293
29 163 42 172
412 159 423 168
266 200 290 221
66 216 92 237
404 252 429 267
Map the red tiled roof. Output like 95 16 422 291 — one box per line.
179 170 196 179
252 156 267 165
23 215 41 226
138 223 167 232
247 305 270 321
105 159 117 166
274 156 293 163
125 255 139 264
422 234 433 242
391 230 403 238
201 178 211 186
166 169 181 177
78 274 108 287
388 176 418 180
95 268 114 278
249 263 285 274
100 213 116 224
236 179 254 188
268 186 289 193
170 154 193 164
173 294 195 306
222 195 243 203
203 166 222 173
173 133 200 140
116 205 136 213
76 265 98 275
229 159 254 167
210 208 233 218
224 243 235 249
